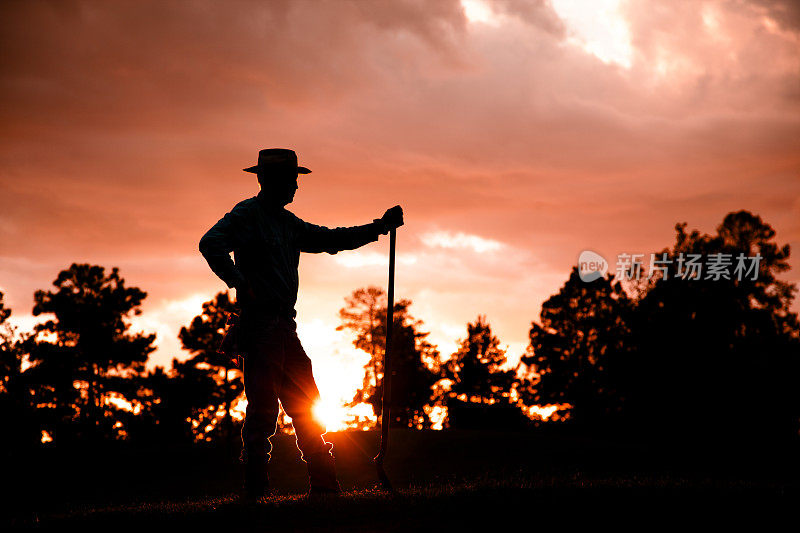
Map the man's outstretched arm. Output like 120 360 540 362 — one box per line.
294 205 403 254
199 202 250 290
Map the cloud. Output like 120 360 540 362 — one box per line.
550 0 633 67
334 250 418 268
499 0 566 33
746 0 800 33
421 230 505 253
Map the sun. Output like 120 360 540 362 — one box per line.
312 399 350 432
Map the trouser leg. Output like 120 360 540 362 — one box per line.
241 350 280 464
240 329 281 496
279 331 340 492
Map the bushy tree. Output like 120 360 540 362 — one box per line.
134 358 226 445
0 292 41 453
0 291 18 393
438 316 524 429
520 267 633 426
338 287 440 428
27 264 156 443
336 286 385 409
442 315 515 403
627 211 800 441
177 291 243 443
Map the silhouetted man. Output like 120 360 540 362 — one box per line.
199 148 403 500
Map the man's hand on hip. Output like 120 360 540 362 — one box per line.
235 280 257 306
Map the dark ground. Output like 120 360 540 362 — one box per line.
4 428 799 530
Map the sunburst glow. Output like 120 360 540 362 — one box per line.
461 0 501 26
312 399 349 432
550 0 633 68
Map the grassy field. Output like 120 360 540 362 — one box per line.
5 429 800 529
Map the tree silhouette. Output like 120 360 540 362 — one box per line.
626 210 800 442
336 286 385 409
438 316 522 429
442 315 515 403
0 292 41 453
27 264 156 444
0 291 19 394
337 287 440 428
178 291 243 444
133 358 227 446
519 268 633 426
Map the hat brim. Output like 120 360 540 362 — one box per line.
243 165 312 174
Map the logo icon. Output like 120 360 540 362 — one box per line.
578 250 608 282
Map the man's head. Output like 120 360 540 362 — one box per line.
243 148 311 207
259 171 298 206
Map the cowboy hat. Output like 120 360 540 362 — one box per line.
243 148 311 175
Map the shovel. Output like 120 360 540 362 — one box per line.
374 227 396 491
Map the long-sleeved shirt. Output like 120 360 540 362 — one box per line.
200 191 383 318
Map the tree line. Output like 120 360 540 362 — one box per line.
1 210 798 455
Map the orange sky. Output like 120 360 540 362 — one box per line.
1 1 799 411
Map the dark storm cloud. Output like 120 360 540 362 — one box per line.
745 0 800 32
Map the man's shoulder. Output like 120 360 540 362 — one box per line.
228 196 259 215
281 207 304 224
235 196 259 209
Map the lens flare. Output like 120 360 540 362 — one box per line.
312 400 350 432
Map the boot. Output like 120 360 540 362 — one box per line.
241 461 269 502
305 451 341 497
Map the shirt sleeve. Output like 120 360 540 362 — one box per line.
291 214 383 254
199 201 251 289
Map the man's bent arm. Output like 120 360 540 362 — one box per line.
199 203 249 289
293 215 384 254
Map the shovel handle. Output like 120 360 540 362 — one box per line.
376 228 396 467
